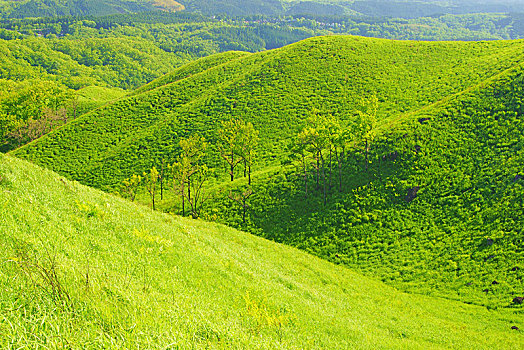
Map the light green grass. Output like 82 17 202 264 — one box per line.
0 154 523 348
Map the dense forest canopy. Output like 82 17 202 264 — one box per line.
3 0 524 18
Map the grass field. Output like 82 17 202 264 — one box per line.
1 153 523 348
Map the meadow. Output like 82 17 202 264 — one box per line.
1 154 523 348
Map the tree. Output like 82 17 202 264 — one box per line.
293 113 345 203
238 121 259 185
185 165 211 219
144 167 159 210
354 95 378 171
229 187 254 224
333 127 351 192
297 113 330 204
291 131 312 198
323 115 345 192
180 135 207 203
6 107 68 148
170 159 189 216
120 174 142 201
218 119 243 182
158 158 167 201
0 112 18 148
67 92 80 120
171 135 207 217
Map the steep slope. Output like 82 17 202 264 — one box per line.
0 154 523 348
14 36 524 190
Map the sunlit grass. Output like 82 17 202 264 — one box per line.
0 154 522 348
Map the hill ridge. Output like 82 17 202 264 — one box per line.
14 35 524 188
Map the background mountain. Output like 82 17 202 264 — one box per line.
0 0 184 18
4 0 524 18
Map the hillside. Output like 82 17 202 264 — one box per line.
204 58 524 308
1 154 523 348
14 36 524 190
0 12 319 151
4 0 524 19
12 35 524 310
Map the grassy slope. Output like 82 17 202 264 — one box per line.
0 154 523 349
10 35 524 314
13 36 524 190
76 85 127 114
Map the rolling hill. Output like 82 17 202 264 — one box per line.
14 36 524 189
1 153 523 348
204 57 524 308
12 35 524 310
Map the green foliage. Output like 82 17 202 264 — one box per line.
218 119 252 182
0 79 122 152
143 166 159 210
238 120 259 184
120 174 142 201
169 134 209 217
15 36 524 189
0 12 323 152
355 95 378 171
1 0 159 18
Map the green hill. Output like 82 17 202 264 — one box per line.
12 35 524 310
1 154 523 348
14 36 524 189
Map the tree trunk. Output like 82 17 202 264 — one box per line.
329 146 333 189
230 153 235 181
152 192 155 211
181 191 185 216
248 164 252 185
303 155 308 199
321 154 326 205
335 149 342 192
365 138 369 171
316 153 320 189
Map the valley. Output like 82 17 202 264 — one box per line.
0 1 523 348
